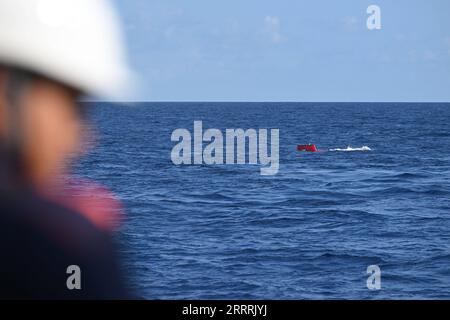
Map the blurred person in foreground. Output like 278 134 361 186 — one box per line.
0 0 132 299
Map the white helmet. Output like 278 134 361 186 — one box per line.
0 0 132 98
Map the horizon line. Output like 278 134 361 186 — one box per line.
81 100 450 104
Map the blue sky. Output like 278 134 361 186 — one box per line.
113 0 450 102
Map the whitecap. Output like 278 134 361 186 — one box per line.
329 146 372 152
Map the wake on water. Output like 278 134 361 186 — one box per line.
328 146 372 152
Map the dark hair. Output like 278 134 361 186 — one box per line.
0 67 36 188
5 68 35 106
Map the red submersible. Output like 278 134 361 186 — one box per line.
297 144 318 152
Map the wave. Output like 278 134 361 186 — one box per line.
329 145 372 152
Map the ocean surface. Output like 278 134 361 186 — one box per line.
77 102 450 299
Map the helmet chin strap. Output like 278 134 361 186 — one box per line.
3 68 34 185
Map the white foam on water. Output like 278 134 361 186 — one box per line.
329 146 372 152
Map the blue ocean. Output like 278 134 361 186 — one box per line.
77 102 450 299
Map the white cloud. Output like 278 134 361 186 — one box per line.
264 16 285 44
